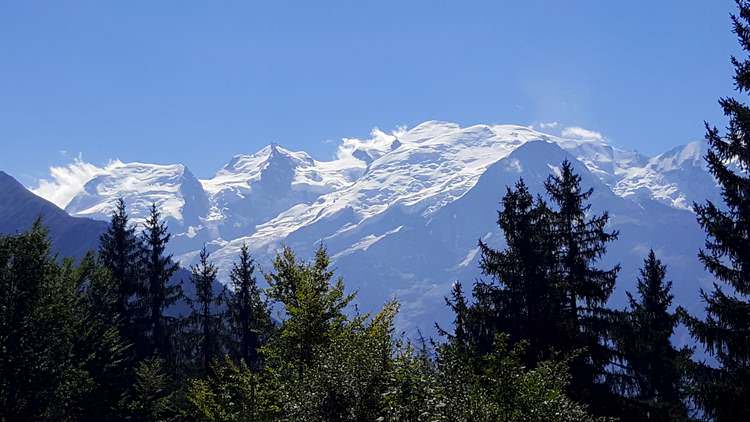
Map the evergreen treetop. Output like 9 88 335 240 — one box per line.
228 243 272 371
265 244 354 368
474 179 560 365
187 246 223 376
140 203 182 366
679 1 750 419
543 160 620 414
613 250 691 421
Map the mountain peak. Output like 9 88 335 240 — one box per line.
64 160 208 228
651 140 706 172
268 141 283 153
411 120 461 132
223 144 314 174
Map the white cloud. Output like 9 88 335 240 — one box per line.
31 156 121 209
336 127 402 162
561 126 605 142
529 121 560 132
538 121 559 129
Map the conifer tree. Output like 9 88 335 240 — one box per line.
544 160 620 409
473 179 560 366
613 251 690 421
266 244 354 369
227 243 272 371
125 357 180 421
0 221 61 420
187 246 224 375
140 203 182 366
72 252 133 419
98 198 143 344
678 1 750 419
438 281 472 352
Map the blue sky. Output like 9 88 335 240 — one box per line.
0 0 741 185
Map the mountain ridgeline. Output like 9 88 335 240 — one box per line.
37 122 714 334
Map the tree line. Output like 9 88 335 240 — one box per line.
0 200 599 422
2 1 750 420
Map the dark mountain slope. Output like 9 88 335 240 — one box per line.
0 171 107 259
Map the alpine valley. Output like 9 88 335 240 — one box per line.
20 121 719 335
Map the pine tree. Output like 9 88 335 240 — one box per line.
98 198 143 345
473 179 560 366
678 1 750 419
187 246 224 375
544 160 620 409
140 203 182 366
227 243 272 371
266 244 354 369
613 251 690 421
438 281 472 352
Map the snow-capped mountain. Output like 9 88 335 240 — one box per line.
64 161 210 253
66 162 208 225
29 121 718 334
201 143 362 241
613 141 720 210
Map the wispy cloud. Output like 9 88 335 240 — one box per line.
538 121 559 129
31 155 120 209
529 121 559 132
561 126 605 141
336 127 402 162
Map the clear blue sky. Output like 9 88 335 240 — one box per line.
0 0 741 185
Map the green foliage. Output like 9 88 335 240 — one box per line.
2 167 715 421
185 357 278 422
464 162 621 417
181 242 601 422
0 221 127 421
265 244 354 368
611 251 692 421
71 252 133 419
125 357 180 422
275 302 397 422
98 197 143 333
380 343 438 421
543 160 620 410
226 243 272 371
677 1 750 420
382 335 604 422
140 203 183 367
186 246 224 376
474 179 560 363
184 296 601 422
